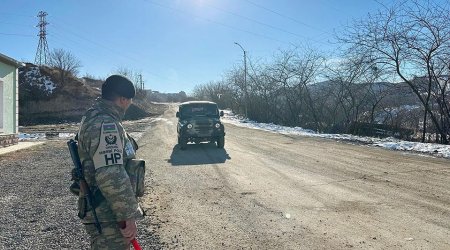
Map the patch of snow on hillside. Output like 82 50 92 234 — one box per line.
21 66 56 94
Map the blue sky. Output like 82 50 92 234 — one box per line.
1 0 393 93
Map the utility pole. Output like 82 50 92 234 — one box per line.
234 42 248 118
35 11 49 65
139 74 144 90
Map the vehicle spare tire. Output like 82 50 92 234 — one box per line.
217 136 225 149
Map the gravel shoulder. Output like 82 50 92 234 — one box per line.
0 141 91 249
0 142 162 249
0 103 169 250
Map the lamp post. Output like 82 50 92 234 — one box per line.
234 42 248 118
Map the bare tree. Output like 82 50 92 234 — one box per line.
191 80 234 109
339 0 450 143
256 47 325 128
48 48 82 85
290 48 325 130
323 54 383 131
193 47 325 130
225 66 248 116
247 60 282 123
113 67 147 99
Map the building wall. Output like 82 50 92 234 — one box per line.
0 79 3 132
0 61 18 134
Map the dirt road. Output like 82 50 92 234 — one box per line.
138 104 450 250
1 103 448 249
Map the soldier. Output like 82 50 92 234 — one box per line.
76 75 143 249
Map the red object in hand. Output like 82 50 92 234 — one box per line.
131 239 142 250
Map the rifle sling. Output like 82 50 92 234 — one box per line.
88 188 106 210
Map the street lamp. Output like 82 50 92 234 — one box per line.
234 42 248 118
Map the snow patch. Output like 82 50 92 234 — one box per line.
21 66 57 94
221 110 450 159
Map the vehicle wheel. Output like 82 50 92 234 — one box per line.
217 136 225 148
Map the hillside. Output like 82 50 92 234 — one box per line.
18 64 155 125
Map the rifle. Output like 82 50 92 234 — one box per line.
67 139 102 234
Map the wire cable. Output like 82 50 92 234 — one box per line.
242 0 331 35
48 16 167 81
143 0 293 45
0 32 34 37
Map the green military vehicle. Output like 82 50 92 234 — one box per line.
176 101 225 150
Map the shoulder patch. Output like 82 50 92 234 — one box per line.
92 122 123 169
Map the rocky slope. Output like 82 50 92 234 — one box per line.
18 64 152 125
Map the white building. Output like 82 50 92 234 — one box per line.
0 53 24 147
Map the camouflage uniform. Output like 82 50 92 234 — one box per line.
77 98 143 249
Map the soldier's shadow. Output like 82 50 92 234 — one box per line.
168 142 231 166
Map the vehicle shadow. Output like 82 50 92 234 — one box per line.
168 142 231 166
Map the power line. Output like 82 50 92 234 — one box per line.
49 30 165 87
0 32 33 37
371 0 390 11
49 31 145 76
48 33 102 60
316 0 346 13
144 0 332 47
242 0 331 35
209 1 333 46
51 23 140 62
45 16 177 90
203 2 315 40
49 16 167 81
0 20 35 27
143 0 293 45
0 12 35 18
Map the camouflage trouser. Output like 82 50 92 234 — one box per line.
84 221 130 250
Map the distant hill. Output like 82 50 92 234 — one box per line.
146 90 193 103
19 63 100 125
18 63 154 125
